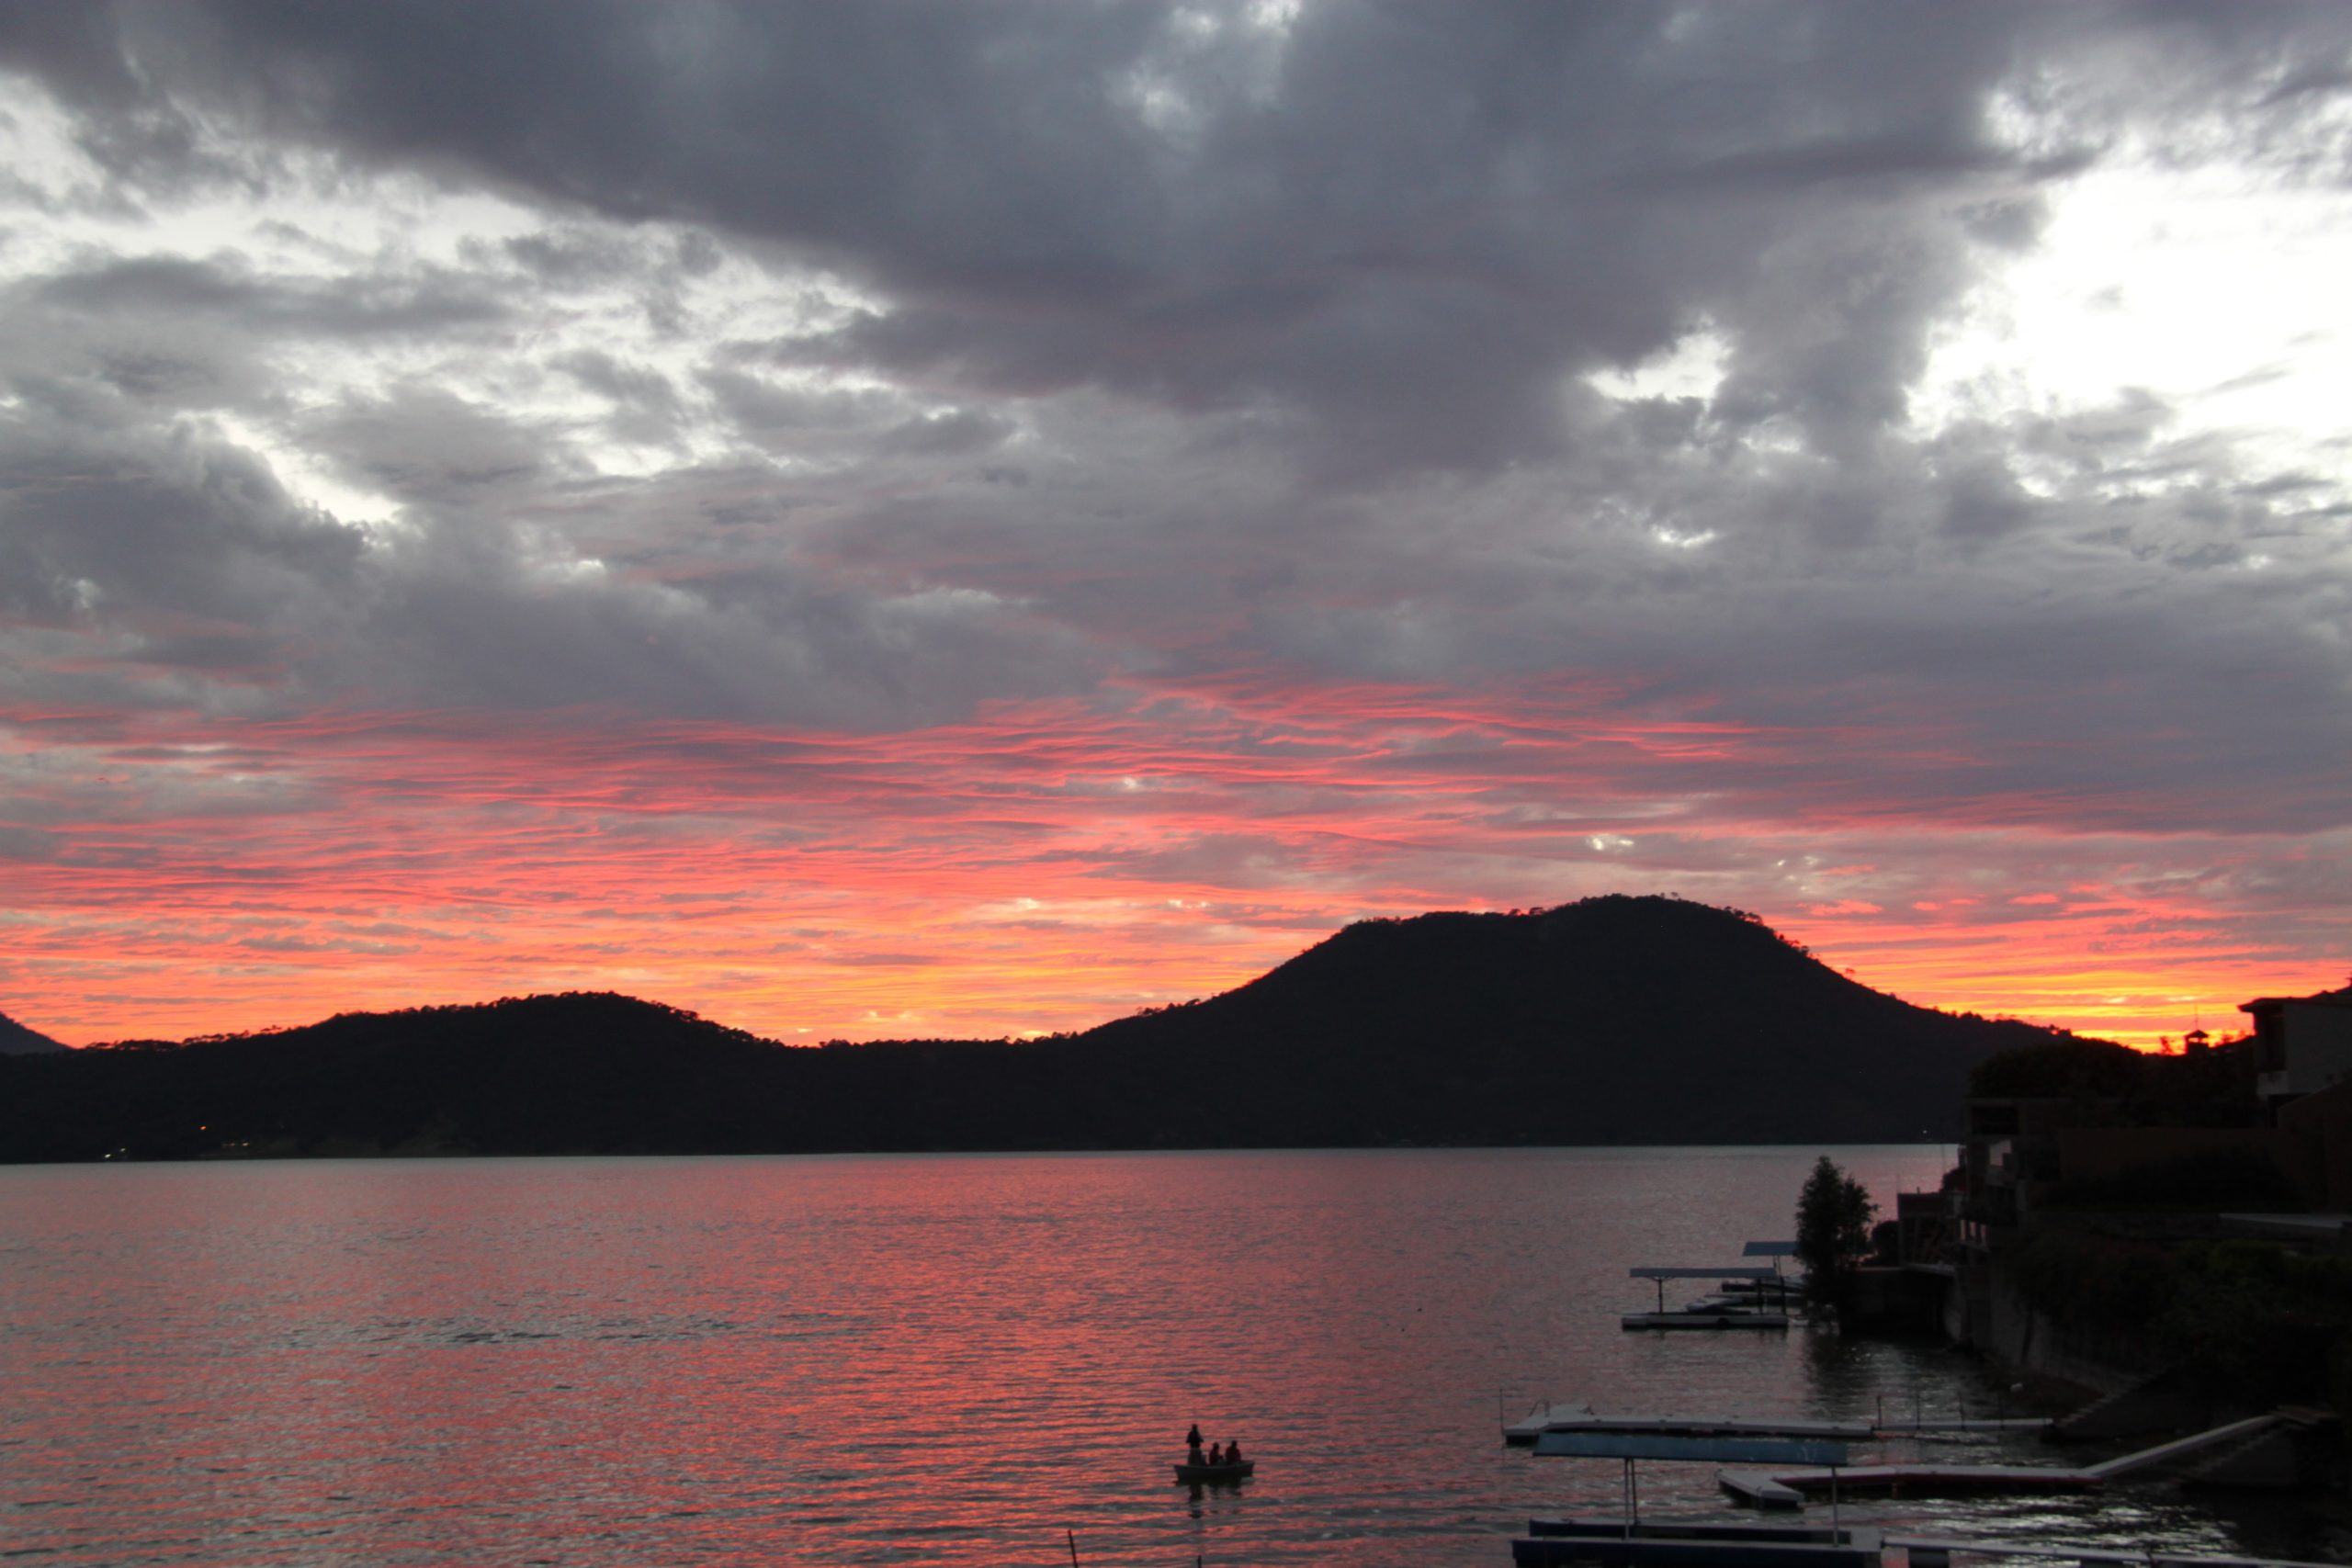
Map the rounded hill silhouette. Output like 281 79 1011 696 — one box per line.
0 897 2080 1159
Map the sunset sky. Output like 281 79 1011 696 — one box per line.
4 3 2350 1048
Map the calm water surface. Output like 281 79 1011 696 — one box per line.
2 1148 2341 1566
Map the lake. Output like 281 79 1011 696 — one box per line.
0 1147 2335 1565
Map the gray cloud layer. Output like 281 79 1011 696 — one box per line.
2 0 2349 844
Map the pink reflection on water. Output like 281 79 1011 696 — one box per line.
5 1147 2262 1568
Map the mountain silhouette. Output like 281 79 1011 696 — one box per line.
1063 895 2050 1145
0 1011 66 1055
0 896 2079 1160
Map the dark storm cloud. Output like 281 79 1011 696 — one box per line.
876 410 1016 458
553 350 686 448
0 0 2347 828
38 254 509 339
340 540 1095 726
0 409 361 630
303 385 553 505
0 389 1094 726
3 0 2342 518
699 369 894 446
0 249 520 469
16 0 2299 479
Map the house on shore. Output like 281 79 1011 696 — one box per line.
1908 979 2352 1394
2245 983 2352 1109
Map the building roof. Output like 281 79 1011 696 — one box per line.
2240 983 2352 1013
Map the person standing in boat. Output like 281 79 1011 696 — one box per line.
1186 1424 1204 1463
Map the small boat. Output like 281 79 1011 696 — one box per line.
1173 1458 1256 1483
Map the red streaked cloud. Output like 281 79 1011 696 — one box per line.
3 672 2338 1049
4 7 2350 1060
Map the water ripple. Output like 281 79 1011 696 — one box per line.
0 1149 2332 1566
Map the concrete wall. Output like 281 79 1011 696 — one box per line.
1952 1260 2158 1395
2051 1125 2286 1186
2278 1077 2352 1209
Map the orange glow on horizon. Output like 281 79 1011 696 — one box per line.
0 675 2338 1051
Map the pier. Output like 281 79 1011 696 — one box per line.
1716 1461 2101 1508
1520 1402 2308 1517
1623 1265 1793 1329
1508 1408 1872 1447
1508 1406 2046 1448
1513 1517 1882 1568
1885 1539 2346 1568
1622 1309 1792 1330
1510 1518 2346 1568
1527 1429 1864 1558
1713 1412 2295 1506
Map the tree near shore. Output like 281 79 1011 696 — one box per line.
1796 1156 1877 1302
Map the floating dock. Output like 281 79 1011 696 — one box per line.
1508 1410 1872 1446
1513 1517 1880 1568
1887 1538 2346 1568
1622 1310 1792 1331
1719 1461 2102 1506
1508 1389 2326 1568
1633 1267 1781 1289
1716 1468 1808 1509
1510 1517 2343 1568
1715 1413 2291 1506
1871 1417 2050 1435
1509 1405 2044 1446
1624 1267 1792 1330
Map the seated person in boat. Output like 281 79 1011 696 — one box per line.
1225 1440 1243 1464
1206 1443 1224 1465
